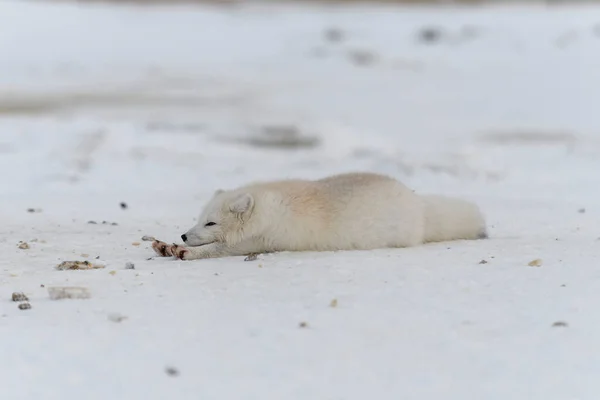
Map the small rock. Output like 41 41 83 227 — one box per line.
141 235 156 242
125 262 135 270
298 321 308 328
578 208 586 213
17 242 30 250
418 27 442 43
87 221 97 224
323 27 344 43
111 222 118 226
244 253 258 262
18 303 32 310
11 292 29 302
27 208 35 213
330 299 338 308
120 202 128 210
552 321 568 328
165 367 179 377
347 49 377 67
528 259 543 267
131 242 141 247
40 284 45 288
108 313 128 323
478 259 488 264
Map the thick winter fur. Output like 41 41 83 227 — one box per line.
152 172 487 260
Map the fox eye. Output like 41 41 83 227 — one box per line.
204 222 216 227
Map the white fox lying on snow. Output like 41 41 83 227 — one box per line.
152 172 487 260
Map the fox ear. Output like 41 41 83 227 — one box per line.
229 193 254 214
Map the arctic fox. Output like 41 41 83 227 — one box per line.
152 172 487 260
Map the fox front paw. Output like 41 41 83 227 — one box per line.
170 244 190 260
152 240 174 257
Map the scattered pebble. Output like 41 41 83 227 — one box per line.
418 27 443 43
244 253 258 262
120 202 128 210
17 242 30 250
552 321 568 328
109 270 117 276
47 286 91 300
165 367 179 377
87 221 98 224
323 27 345 43
26 208 42 213
478 259 488 264
141 235 156 242
56 260 104 270
330 299 338 308
40 284 45 288
528 259 543 267
108 313 128 323
131 242 141 247
11 292 29 302
18 303 32 310
299 321 308 328
125 262 135 270
578 208 586 213
347 49 378 67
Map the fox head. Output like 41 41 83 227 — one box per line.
181 189 254 247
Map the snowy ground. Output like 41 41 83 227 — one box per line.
1 1 600 399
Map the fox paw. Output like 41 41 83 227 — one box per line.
152 240 174 257
170 244 189 260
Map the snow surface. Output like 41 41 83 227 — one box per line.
1 1 600 399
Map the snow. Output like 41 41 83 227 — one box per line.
1 0 600 399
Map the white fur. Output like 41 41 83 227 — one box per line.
154 172 487 260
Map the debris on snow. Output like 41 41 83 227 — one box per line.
528 259 543 267
11 292 29 302
56 260 104 270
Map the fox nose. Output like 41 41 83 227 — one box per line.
181 234 187 242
